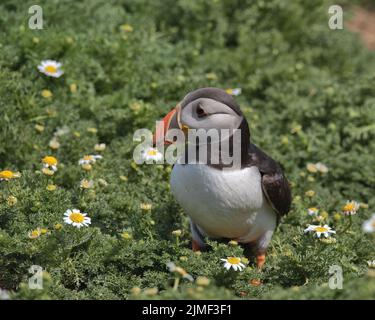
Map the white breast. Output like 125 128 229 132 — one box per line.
170 163 276 243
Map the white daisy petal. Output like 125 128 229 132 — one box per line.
142 147 164 163
38 60 64 78
232 88 242 96
221 257 245 272
184 274 194 282
363 215 375 233
305 224 336 239
63 209 91 228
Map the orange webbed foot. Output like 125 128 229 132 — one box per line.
192 240 201 252
256 253 266 270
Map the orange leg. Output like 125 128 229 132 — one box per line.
192 239 201 252
256 253 266 270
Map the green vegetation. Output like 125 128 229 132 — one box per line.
0 0 375 299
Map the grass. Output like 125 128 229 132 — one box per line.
0 0 375 299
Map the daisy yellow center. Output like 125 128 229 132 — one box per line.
314 227 328 233
41 90 52 98
45 65 57 73
43 156 57 166
227 257 241 265
83 156 93 161
147 150 158 156
0 170 14 179
31 230 40 237
343 203 354 211
121 232 132 239
47 184 57 191
310 207 318 212
69 212 84 223
81 180 91 188
121 24 133 32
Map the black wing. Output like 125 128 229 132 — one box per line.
247 143 292 221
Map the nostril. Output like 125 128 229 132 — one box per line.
196 104 206 117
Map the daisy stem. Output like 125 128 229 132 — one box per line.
172 277 180 291
5 182 14 197
48 176 54 187
341 215 352 234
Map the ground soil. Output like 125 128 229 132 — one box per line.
347 6 375 50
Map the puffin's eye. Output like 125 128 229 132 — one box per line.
196 104 207 118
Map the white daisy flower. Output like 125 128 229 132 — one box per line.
0 170 21 181
49 138 60 150
315 162 329 173
80 179 94 189
42 156 58 172
308 207 319 216
367 260 375 268
63 209 91 228
362 214 375 233
166 262 194 281
306 163 318 173
94 143 106 152
141 147 163 162
54 126 70 137
304 224 336 238
38 60 64 78
28 228 42 239
342 200 360 216
226 88 242 96
221 257 245 271
140 203 152 210
166 262 180 273
78 155 102 165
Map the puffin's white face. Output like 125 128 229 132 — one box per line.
153 91 245 148
180 98 243 133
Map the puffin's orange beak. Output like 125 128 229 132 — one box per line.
153 105 181 146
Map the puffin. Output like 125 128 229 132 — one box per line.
154 87 291 268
